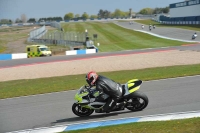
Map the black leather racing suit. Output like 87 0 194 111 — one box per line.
95 75 123 112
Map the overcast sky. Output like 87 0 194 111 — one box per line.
0 0 182 20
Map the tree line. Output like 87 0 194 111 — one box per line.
64 9 130 20
0 17 64 24
64 7 169 20
0 19 12 24
26 17 63 23
138 7 169 15
0 7 169 24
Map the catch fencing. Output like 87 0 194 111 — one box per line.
27 23 86 47
50 22 62 30
27 26 47 42
32 31 86 47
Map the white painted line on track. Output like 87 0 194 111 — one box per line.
6 125 67 133
7 110 200 133
144 74 200 82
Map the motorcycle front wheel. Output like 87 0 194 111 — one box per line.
125 91 149 111
72 103 94 117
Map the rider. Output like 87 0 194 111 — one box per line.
85 71 125 113
192 32 197 39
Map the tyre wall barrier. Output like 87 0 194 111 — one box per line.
0 53 27 60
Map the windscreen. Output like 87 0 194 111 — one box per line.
79 86 88 94
40 48 48 51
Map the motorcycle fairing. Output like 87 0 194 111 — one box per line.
127 79 142 93
75 86 89 103
87 102 105 109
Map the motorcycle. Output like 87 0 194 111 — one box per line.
72 79 149 117
192 34 197 40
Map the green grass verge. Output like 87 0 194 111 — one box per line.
62 117 200 133
0 27 31 53
1 64 200 99
0 27 29 32
0 26 69 53
0 40 6 52
62 22 189 52
0 33 28 53
134 19 200 31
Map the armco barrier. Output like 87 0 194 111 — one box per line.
66 49 97 55
0 53 27 60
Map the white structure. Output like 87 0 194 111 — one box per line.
12 53 27 59
170 0 200 18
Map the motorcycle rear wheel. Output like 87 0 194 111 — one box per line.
126 91 148 111
72 103 94 117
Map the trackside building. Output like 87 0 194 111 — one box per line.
160 0 200 24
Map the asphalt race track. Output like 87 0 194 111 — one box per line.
117 21 200 42
1 44 200 69
0 22 200 132
0 76 200 132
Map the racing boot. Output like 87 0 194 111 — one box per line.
116 101 126 110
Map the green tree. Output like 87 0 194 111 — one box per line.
27 18 36 23
0 19 9 24
163 7 169 13
97 9 111 18
64 13 74 20
103 10 111 18
121 11 129 17
82 12 89 19
15 18 22 23
112 9 123 17
75 14 80 18
139 8 154 15
152 7 169 14
59 17 63 21
98 9 104 18
47 17 53 21
90 15 98 19
38 18 47 22
153 8 162 14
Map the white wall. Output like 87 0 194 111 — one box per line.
170 4 200 17
66 50 77 55
12 53 27 59
86 49 96 54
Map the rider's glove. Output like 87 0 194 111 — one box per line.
85 85 90 89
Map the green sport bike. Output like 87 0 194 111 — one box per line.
72 79 149 117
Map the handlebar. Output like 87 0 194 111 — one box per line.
85 85 91 89
85 85 93 94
